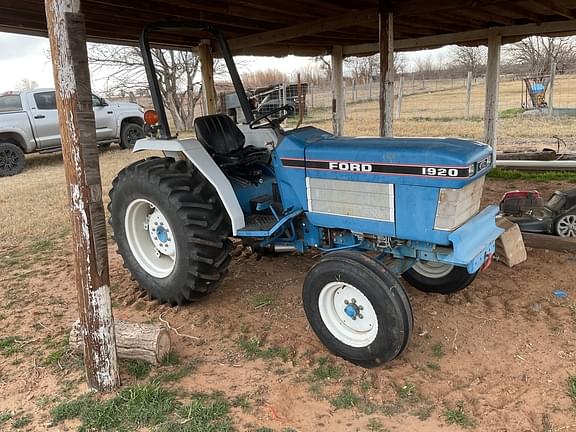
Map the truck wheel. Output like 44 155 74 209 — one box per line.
0 142 25 177
303 251 413 367
119 122 145 149
402 261 477 294
555 213 576 238
108 157 232 304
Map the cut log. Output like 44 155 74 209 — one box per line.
522 232 576 252
70 320 171 366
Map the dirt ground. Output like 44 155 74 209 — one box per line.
1 149 576 431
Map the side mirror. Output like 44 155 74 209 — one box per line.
100 98 108 107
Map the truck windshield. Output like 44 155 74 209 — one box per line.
0 95 22 112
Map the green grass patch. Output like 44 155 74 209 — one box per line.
161 351 181 366
310 357 343 381
155 392 233 432
44 335 74 367
0 336 20 356
123 359 152 380
443 401 474 428
11 414 32 429
367 418 388 432
488 168 576 183
154 360 197 384
567 375 576 403
248 293 276 309
397 382 416 399
238 337 291 362
0 411 13 425
432 343 445 358
331 386 360 409
29 239 54 254
51 384 177 431
426 362 440 371
499 107 523 118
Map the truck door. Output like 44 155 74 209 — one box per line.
92 95 116 140
29 91 61 149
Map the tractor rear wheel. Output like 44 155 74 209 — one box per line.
402 261 477 295
303 251 413 367
108 157 232 304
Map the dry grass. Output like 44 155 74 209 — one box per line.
0 147 154 245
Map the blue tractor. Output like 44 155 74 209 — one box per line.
108 23 503 367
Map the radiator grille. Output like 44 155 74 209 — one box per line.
306 177 395 222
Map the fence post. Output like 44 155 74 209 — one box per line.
465 71 472 119
396 75 404 119
548 62 556 117
352 79 356 103
368 79 372 100
310 83 314 108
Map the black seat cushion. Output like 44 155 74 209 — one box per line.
194 114 245 155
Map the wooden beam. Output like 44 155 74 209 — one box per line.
44 0 119 392
522 232 576 252
199 40 218 115
379 7 394 137
532 0 576 19
343 19 576 55
484 30 501 155
228 8 377 50
394 0 509 17
332 45 345 136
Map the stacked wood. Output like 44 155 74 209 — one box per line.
70 320 171 365
522 232 576 252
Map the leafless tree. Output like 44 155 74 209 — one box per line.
88 44 203 131
505 36 576 76
451 46 487 77
15 78 39 91
315 56 332 81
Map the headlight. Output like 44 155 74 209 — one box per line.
434 178 485 231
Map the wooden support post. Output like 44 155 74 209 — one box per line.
484 30 501 160
199 39 218 115
332 45 345 136
465 71 472 118
45 0 119 392
548 61 556 117
396 75 404 119
379 6 394 137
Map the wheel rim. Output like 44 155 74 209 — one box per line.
318 281 378 348
557 214 576 238
124 198 176 278
412 261 454 278
0 148 19 171
126 126 143 147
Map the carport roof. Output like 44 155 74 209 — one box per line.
1 0 576 55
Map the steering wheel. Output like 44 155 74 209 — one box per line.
249 104 295 129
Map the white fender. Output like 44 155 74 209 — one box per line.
133 137 246 235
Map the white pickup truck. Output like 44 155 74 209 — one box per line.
0 89 145 176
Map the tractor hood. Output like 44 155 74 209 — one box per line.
279 126 493 188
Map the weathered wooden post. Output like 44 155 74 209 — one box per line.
465 71 472 118
379 1 394 137
332 45 345 136
548 62 556 117
396 75 404 119
45 0 119 392
199 39 218 115
484 30 501 159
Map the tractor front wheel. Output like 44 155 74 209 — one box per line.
402 261 478 295
108 157 232 304
303 251 413 367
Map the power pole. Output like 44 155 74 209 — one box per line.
45 0 119 392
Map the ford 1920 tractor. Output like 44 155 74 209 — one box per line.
108 23 503 367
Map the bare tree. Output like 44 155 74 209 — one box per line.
451 46 487 77
16 78 39 90
343 53 407 83
88 44 203 131
315 56 332 81
506 36 576 76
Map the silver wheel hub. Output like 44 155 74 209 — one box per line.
125 199 176 278
557 214 576 238
412 260 454 278
318 282 378 348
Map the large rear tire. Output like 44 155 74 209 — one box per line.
402 261 478 295
303 251 413 367
109 157 232 304
0 142 25 177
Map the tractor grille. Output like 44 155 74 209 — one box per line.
434 177 484 231
306 177 395 222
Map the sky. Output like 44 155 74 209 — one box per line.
0 32 450 94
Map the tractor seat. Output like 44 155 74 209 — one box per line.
194 114 270 168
